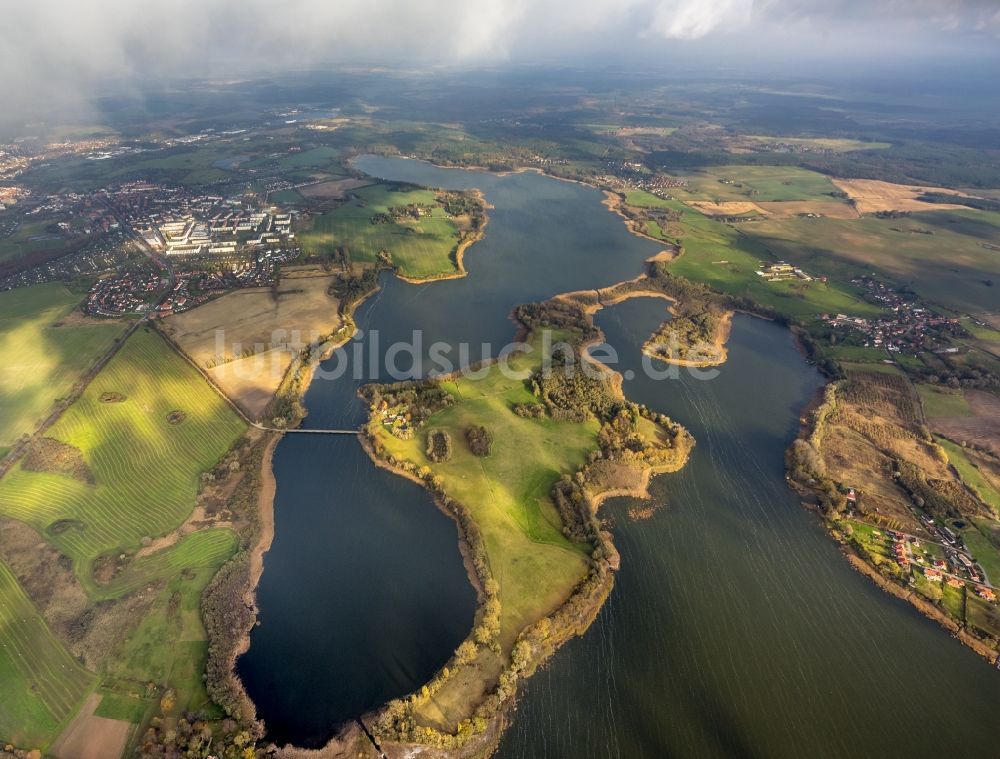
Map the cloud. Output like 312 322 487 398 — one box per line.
2 0 998 127
647 0 753 39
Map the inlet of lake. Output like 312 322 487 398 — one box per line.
237 156 999 755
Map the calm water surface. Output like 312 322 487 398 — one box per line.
240 157 999 755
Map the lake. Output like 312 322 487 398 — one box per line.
240 157 1000 755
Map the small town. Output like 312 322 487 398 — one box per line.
820 276 963 354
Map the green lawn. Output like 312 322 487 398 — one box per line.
0 561 96 749
299 184 468 280
0 283 125 448
273 146 340 170
918 384 972 417
373 334 594 645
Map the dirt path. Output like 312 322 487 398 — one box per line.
249 433 280 595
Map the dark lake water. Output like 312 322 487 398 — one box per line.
240 156 1000 754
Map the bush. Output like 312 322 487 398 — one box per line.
425 429 453 463
466 425 493 457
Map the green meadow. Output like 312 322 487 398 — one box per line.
299 184 469 280
937 438 1000 515
674 165 844 202
655 200 881 321
373 334 595 644
0 283 125 448
0 561 96 749
0 327 244 745
917 384 972 417
744 210 1000 316
0 327 244 571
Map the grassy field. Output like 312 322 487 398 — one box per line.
743 210 1000 317
0 219 79 265
373 334 594 645
673 165 845 203
743 136 891 152
937 438 1000 515
299 184 469 280
0 327 245 745
272 146 340 170
656 200 882 320
0 326 245 576
269 188 304 205
963 522 1000 583
0 283 125 448
0 560 96 749
917 384 972 417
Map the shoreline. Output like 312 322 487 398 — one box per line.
564 277 734 370
842 546 999 663
601 190 679 252
348 301 692 757
789 379 1000 667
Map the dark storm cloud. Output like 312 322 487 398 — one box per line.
1 0 998 124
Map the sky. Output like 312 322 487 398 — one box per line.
2 0 999 127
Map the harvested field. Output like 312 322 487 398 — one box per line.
162 272 340 417
755 200 860 219
685 200 766 217
49 693 132 759
831 179 970 214
928 389 1000 458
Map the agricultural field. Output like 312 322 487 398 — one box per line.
962 521 1000 583
271 146 341 170
298 184 474 280
673 165 847 203
924 389 1000 458
743 210 1000 317
817 368 948 530
0 283 125 449
917 384 971 417
105 145 234 186
966 594 1000 641
0 560 96 749
741 136 891 152
0 326 245 573
162 268 341 417
0 327 245 749
651 199 882 321
830 178 971 215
